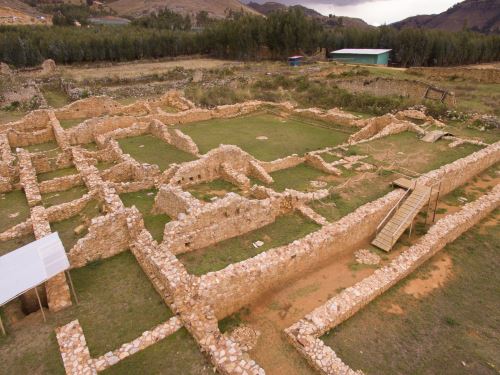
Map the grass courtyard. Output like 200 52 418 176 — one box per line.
37 166 79 182
177 213 320 276
187 179 242 202
350 132 483 175
23 141 61 157
118 135 197 171
50 199 101 250
321 212 499 375
0 190 30 233
269 164 331 192
41 88 71 109
0 251 210 374
42 186 88 208
176 113 351 161
58 118 87 129
119 189 171 242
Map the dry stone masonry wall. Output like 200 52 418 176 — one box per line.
285 184 500 375
1 90 495 375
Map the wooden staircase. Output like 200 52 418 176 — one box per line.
372 185 431 252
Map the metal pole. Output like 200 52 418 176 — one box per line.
34 287 46 323
66 270 79 305
0 313 6 335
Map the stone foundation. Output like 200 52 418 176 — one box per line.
285 184 500 375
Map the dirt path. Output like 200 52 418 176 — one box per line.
241 246 401 375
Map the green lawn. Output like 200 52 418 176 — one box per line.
119 189 170 242
0 251 178 374
322 213 499 375
318 153 342 163
269 164 330 192
188 179 241 202
42 186 87 208
0 190 30 233
59 118 86 129
310 183 393 223
0 110 26 124
178 213 320 275
101 328 211 375
176 113 350 161
50 199 101 250
42 89 70 109
37 166 79 182
23 141 60 157
351 132 483 174
118 135 196 171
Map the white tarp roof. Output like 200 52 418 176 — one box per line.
331 49 392 55
0 233 69 306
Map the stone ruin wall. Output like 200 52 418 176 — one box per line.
7 127 54 148
39 174 83 194
197 142 500 319
335 77 455 105
292 108 361 128
161 193 283 255
45 192 97 224
162 145 271 188
348 114 415 143
255 155 306 173
418 141 499 195
30 205 73 312
31 152 73 175
152 185 204 219
285 183 500 375
68 208 131 268
54 96 121 121
199 189 403 319
0 220 34 242
0 110 50 133
149 120 199 156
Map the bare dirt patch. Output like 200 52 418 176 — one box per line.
404 254 453 298
384 303 404 315
239 245 401 375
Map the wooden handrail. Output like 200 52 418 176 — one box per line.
391 190 429 247
376 187 412 234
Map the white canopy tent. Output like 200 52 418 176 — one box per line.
0 232 72 334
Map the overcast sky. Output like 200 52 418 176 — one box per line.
248 0 460 26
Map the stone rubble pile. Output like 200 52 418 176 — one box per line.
354 249 381 265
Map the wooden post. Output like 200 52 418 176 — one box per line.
34 287 46 323
66 271 79 305
425 186 433 226
0 313 6 335
432 182 442 223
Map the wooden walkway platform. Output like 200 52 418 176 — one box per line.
372 185 431 252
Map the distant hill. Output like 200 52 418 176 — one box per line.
246 1 372 28
106 0 259 19
0 0 50 25
392 0 500 34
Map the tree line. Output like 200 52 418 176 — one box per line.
1 8 499 68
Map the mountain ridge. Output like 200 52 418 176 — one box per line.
392 0 500 34
246 1 372 29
